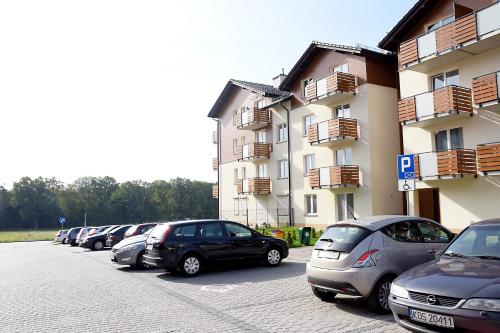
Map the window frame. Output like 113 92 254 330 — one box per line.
302 114 316 136
434 127 463 151
278 159 288 179
336 193 354 221
431 69 459 90
277 123 288 143
305 194 318 216
303 154 315 176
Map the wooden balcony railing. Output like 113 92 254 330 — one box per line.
212 131 218 144
398 85 472 124
237 177 271 195
308 118 358 145
235 108 270 130
212 158 218 171
414 149 477 179
236 143 271 161
212 184 218 198
399 2 499 69
472 72 500 107
309 166 360 189
305 72 357 102
477 142 500 174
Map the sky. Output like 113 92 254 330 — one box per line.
0 0 416 188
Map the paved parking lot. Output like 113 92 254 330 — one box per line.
0 242 405 333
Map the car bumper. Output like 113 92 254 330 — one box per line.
306 262 383 297
389 296 500 333
110 249 138 266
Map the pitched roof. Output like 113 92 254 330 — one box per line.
279 41 394 91
207 79 289 118
378 0 437 51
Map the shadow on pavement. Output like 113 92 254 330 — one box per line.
319 295 396 323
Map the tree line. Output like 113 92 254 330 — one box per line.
0 177 217 230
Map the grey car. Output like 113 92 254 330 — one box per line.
110 229 153 269
306 215 453 313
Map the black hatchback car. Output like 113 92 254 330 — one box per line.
143 220 289 276
105 225 132 248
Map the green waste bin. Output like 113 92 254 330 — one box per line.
298 227 311 245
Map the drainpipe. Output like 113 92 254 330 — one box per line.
213 118 221 219
279 100 293 227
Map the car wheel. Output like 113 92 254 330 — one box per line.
312 287 337 302
181 254 202 277
367 276 394 314
136 252 148 270
265 248 282 266
61 239 66 244
93 240 105 251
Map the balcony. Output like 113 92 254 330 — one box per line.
236 142 271 162
308 118 358 146
398 85 473 126
477 142 500 175
309 166 360 189
399 2 500 72
212 131 217 144
472 71 500 112
237 178 271 195
212 184 218 198
414 149 477 180
212 158 218 171
235 108 270 131
304 72 357 105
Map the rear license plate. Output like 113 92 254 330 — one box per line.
146 244 153 251
409 308 454 329
317 250 340 259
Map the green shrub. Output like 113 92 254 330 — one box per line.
286 231 293 245
312 228 317 239
255 223 259 230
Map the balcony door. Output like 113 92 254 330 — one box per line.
258 164 267 178
434 127 463 151
335 104 351 119
431 70 459 90
256 130 267 143
241 107 250 126
336 148 352 166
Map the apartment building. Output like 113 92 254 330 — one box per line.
209 41 404 228
379 0 500 232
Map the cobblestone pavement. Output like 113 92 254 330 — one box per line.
0 242 406 333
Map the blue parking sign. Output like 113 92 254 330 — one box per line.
59 217 66 225
397 154 415 180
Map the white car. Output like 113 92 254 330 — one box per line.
54 230 68 243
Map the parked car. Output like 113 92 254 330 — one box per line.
54 230 68 243
124 223 157 238
306 215 454 313
389 218 500 333
66 227 82 246
143 220 289 276
87 225 111 237
76 227 95 246
80 225 119 251
111 228 154 269
105 225 132 248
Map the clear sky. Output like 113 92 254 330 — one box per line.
0 0 416 188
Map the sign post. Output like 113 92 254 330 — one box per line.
397 154 416 215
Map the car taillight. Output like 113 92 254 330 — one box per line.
352 249 379 268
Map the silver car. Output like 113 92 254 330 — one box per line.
110 229 153 269
306 215 453 313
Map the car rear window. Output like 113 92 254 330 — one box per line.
149 224 170 240
316 225 372 252
172 224 197 238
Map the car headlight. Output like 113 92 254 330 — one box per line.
462 298 500 312
390 283 408 299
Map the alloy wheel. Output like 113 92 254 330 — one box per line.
94 241 104 251
183 257 200 275
267 249 281 265
378 281 391 310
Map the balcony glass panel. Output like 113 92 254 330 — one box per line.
420 152 438 178
319 167 330 187
417 31 437 58
317 122 329 141
317 78 327 97
415 92 434 119
477 3 500 36
242 144 249 159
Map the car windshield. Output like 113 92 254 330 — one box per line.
317 225 372 252
444 225 500 259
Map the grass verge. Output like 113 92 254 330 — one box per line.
0 229 59 243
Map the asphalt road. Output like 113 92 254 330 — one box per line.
0 242 406 333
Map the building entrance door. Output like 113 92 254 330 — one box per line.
417 188 441 223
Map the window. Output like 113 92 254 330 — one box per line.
240 136 246 145
303 154 315 176
256 99 266 109
256 130 267 143
332 63 349 74
277 123 288 143
200 223 224 238
303 115 316 136
232 110 238 125
335 104 351 118
318 226 372 252
415 221 451 243
427 16 454 32
382 221 420 243
258 164 267 177
241 167 246 179
305 194 317 215
234 168 238 185
432 70 459 90
172 224 197 238
278 160 288 178
302 78 312 97
336 193 354 221
224 223 253 238
434 127 463 151
233 198 239 216
240 198 247 216
336 148 352 166
232 138 238 153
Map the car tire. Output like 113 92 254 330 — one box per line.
70 241 77 247
312 287 337 302
180 254 202 277
92 240 105 251
367 276 394 314
135 252 148 270
265 248 282 266
61 239 66 244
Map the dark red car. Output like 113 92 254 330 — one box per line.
124 223 157 239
